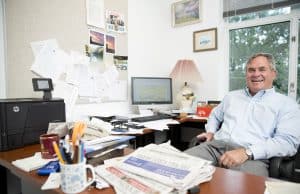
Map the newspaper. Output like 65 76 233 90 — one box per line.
95 143 215 193
95 165 173 194
265 181 300 194
117 145 213 190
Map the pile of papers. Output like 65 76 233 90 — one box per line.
83 135 135 158
95 143 215 193
265 181 300 194
12 152 56 172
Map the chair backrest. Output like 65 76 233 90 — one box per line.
292 147 300 182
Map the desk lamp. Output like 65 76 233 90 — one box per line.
169 59 202 113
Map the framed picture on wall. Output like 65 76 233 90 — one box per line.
89 30 104 46
193 28 218 52
172 0 201 27
106 34 115 54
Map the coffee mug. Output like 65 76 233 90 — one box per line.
40 133 59 159
60 159 95 194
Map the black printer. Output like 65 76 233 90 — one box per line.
0 98 65 151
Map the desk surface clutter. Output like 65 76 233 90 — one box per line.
11 152 56 172
1 118 300 194
4 142 300 193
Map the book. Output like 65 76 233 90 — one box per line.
12 152 56 172
84 135 135 159
87 145 126 166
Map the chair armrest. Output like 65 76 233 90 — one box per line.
188 137 205 148
269 151 300 183
292 148 300 183
269 157 284 178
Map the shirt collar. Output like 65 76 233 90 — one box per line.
244 87 275 98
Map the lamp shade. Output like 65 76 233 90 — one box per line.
169 59 203 84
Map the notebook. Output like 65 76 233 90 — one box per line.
12 152 56 172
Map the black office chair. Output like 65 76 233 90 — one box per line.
188 137 300 183
269 147 300 182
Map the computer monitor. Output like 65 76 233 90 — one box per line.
131 77 173 105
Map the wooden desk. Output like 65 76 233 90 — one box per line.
132 128 156 148
0 144 269 194
169 117 207 151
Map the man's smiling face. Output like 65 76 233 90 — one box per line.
246 56 277 96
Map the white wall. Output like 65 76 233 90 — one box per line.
0 0 6 98
75 0 227 119
3 0 226 119
128 0 226 101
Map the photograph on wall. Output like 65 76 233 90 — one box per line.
193 28 217 52
106 10 126 33
106 35 115 54
172 0 201 27
114 55 128 71
89 30 105 46
85 44 104 63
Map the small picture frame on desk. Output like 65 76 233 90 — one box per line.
207 100 221 108
196 101 212 117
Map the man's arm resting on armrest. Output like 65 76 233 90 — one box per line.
196 132 214 142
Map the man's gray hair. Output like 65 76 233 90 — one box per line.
246 53 276 71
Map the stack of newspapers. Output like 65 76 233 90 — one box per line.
95 143 215 193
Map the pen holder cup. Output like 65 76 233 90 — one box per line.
60 159 95 194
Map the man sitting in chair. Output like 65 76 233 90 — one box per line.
185 53 300 176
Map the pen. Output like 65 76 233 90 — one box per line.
63 147 72 164
64 134 70 153
52 141 65 164
72 122 86 147
72 140 79 164
78 142 82 163
72 122 80 146
80 141 85 162
59 141 68 163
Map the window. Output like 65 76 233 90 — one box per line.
226 7 291 23
297 19 300 102
225 1 300 100
229 22 290 95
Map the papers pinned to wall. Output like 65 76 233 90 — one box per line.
30 39 69 83
30 39 59 58
52 82 79 121
30 39 128 105
86 0 105 29
106 10 127 33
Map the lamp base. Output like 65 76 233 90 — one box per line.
176 82 195 113
180 104 193 112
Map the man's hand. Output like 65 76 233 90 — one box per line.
196 132 214 142
219 148 248 168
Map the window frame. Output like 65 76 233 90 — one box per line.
224 8 300 100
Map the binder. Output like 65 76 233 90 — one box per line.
84 135 135 159
87 147 124 166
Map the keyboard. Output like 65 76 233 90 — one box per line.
131 114 174 122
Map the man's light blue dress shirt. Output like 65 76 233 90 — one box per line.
206 87 300 160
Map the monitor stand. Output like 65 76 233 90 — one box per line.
43 91 52 100
136 105 154 116
135 104 173 115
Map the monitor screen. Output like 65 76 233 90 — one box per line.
32 78 53 91
131 77 173 105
